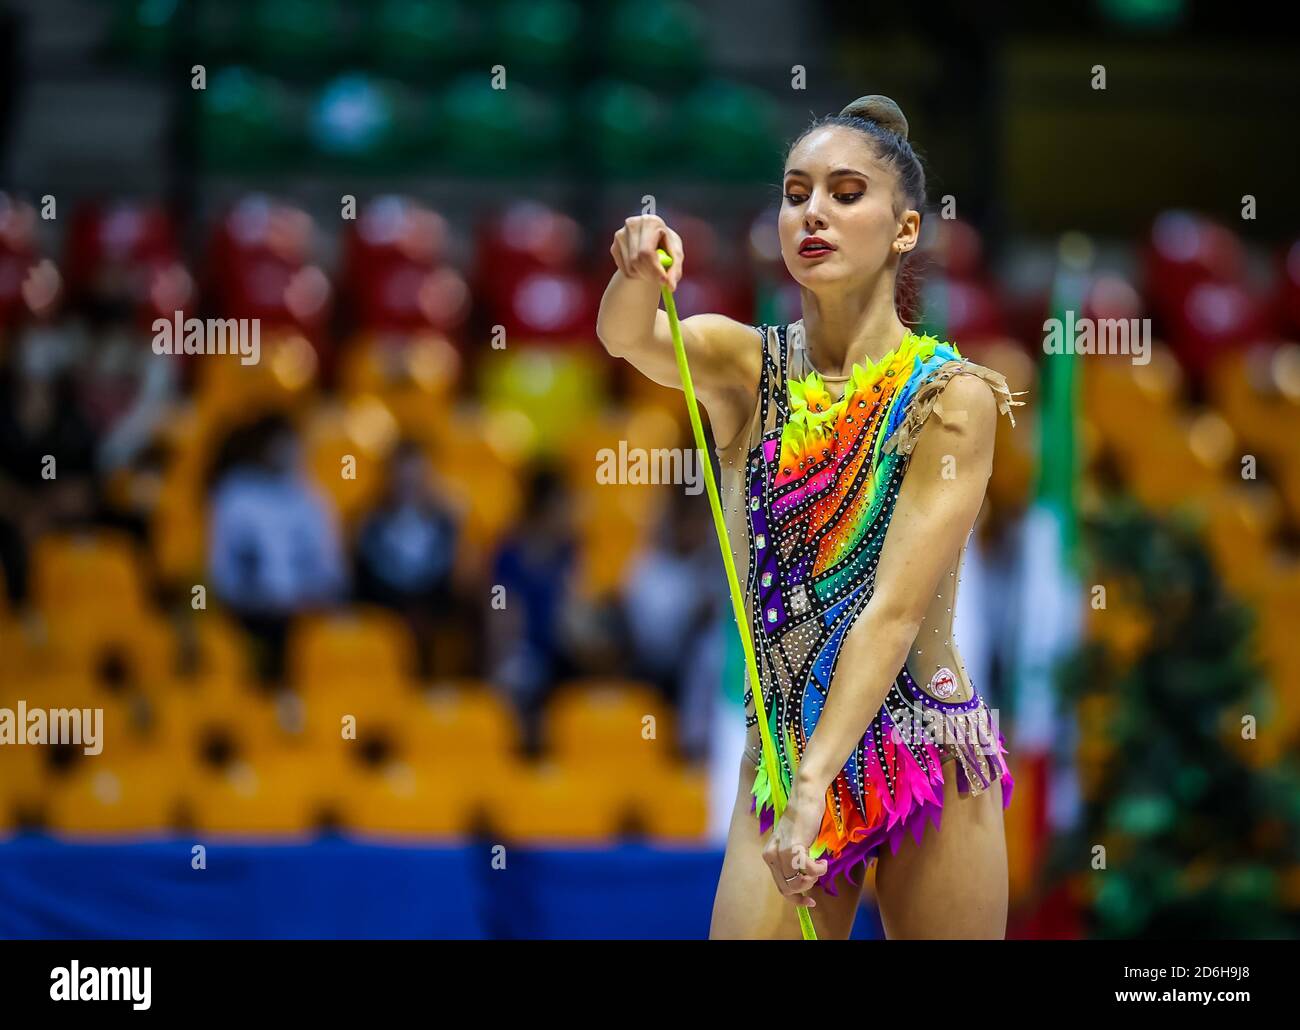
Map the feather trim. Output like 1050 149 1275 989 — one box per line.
749 695 1016 898
881 359 1028 459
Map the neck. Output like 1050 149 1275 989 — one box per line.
799 273 909 378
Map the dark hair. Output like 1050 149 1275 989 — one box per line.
786 95 928 321
787 94 925 216
389 437 428 466
523 461 567 512
205 411 298 489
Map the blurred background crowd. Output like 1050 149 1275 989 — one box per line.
1 0 1299 938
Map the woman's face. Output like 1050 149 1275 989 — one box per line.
778 126 919 292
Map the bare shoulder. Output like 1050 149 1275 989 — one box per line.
902 371 999 476
929 371 999 440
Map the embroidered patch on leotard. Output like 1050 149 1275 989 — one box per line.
928 667 958 699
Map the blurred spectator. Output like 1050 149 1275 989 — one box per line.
80 318 180 476
620 484 722 760
353 438 475 679
487 463 601 755
207 413 347 684
0 351 98 608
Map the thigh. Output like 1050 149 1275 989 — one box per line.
709 754 864 940
873 769 1007 939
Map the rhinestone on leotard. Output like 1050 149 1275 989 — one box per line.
730 334 1013 856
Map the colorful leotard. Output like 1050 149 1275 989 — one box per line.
715 321 1025 896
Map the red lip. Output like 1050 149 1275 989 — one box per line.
799 236 836 257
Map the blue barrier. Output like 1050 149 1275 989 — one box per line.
0 834 884 939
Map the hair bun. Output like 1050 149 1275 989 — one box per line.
839 95 909 140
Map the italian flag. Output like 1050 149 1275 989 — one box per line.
1010 237 1091 880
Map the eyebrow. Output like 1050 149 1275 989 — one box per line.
784 167 870 180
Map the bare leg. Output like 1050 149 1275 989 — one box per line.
873 770 1008 939
709 752 865 939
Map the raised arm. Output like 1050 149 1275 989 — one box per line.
763 371 999 896
596 213 763 449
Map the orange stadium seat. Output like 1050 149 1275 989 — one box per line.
150 680 289 765
39 611 178 689
624 372 691 427
336 756 481 837
31 531 147 622
44 753 189 835
302 682 522 808
404 681 520 767
338 329 464 457
299 682 419 757
1116 413 1229 512
1209 345 1300 466
77 691 152 760
0 617 30 694
1197 486 1280 597
628 763 709 839
149 406 223 586
482 758 627 843
560 407 685 596
544 680 676 771
187 612 254 685
969 341 1036 511
1271 465 1300 529
152 478 207 586
289 608 417 694
304 400 392 523
0 742 48 825
1254 609 1300 746
1083 347 1185 447
188 752 339 835
193 329 320 420
432 412 524 553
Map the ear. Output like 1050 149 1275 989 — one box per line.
892 208 921 255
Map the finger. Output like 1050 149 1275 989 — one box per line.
629 215 650 264
665 231 685 290
764 847 801 896
799 842 830 874
792 844 828 879
775 872 815 898
652 231 674 287
613 232 632 277
610 238 628 277
636 233 663 280
775 854 814 896
619 222 640 277
635 250 659 282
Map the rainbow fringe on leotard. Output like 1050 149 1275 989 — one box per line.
744 329 1024 894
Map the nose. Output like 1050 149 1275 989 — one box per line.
803 190 829 231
